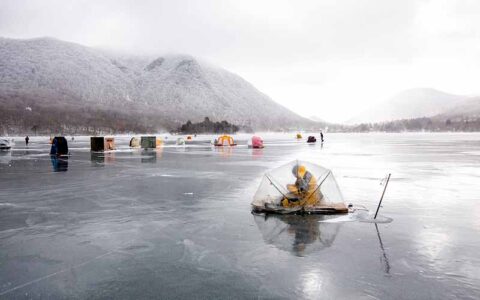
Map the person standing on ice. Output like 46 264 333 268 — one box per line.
25 136 29 146
282 165 324 208
320 131 324 143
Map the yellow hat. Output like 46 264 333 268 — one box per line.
298 165 306 177
292 165 307 177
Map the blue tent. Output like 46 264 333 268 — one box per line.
50 137 68 156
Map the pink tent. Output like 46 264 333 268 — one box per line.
252 136 264 148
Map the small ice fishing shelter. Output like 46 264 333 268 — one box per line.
252 160 348 214
176 137 185 145
296 133 302 139
215 135 237 146
156 138 163 147
250 136 264 149
90 137 104 151
90 137 115 151
130 137 140 148
307 136 317 143
0 139 11 150
105 138 115 150
50 137 68 156
141 136 156 149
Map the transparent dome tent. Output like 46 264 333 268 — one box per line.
252 160 348 214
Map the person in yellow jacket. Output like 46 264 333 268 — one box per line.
282 165 324 208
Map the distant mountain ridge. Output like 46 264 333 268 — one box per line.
435 96 480 120
0 37 316 134
348 88 478 124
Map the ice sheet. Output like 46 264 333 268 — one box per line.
0 133 479 299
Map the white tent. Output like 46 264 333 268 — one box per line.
251 160 347 214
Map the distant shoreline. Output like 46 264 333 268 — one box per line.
3 131 480 138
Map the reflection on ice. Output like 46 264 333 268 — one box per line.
0 150 12 165
375 223 391 275
253 214 342 256
251 148 263 159
214 146 234 158
90 152 104 165
300 271 324 298
50 156 68 172
141 148 163 163
90 152 116 165
141 150 157 163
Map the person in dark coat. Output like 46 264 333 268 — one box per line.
25 136 29 146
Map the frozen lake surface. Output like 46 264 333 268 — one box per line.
1 133 479 299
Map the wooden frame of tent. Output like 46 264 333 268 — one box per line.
252 203 348 215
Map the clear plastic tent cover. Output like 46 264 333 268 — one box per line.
252 160 344 208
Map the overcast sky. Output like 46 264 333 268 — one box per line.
1 0 480 122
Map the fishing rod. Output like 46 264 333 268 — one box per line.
374 173 391 219
305 170 331 200
265 173 293 200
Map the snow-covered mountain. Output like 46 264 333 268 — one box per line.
348 88 470 124
0 37 315 131
435 96 480 120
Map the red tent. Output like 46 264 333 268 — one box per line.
252 136 264 148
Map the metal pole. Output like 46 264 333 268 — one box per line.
374 173 391 219
265 174 290 200
306 170 331 200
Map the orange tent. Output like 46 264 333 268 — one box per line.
156 138 163 147
105 137 116 150
215 135 237 146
